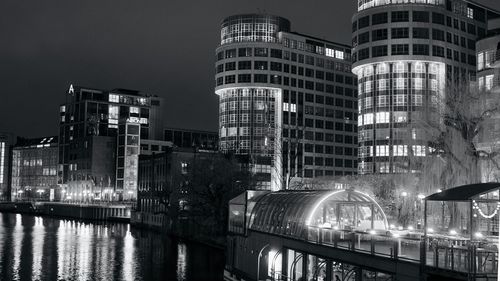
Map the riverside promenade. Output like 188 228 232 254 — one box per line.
0 201 131 222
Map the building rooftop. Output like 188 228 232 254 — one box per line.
14 136 58 148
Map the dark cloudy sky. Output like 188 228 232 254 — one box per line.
1 0 500 138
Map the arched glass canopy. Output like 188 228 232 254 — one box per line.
249 189 388 238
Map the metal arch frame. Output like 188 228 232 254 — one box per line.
269 249 282 280
312 259 328 281
289 252 304 281
256 244 270 281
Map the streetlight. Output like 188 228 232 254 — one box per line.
37 189 44 201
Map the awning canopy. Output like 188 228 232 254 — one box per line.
425 182 500 201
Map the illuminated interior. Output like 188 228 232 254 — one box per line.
357 0 445 11
249 189 388 238
354 61 445 174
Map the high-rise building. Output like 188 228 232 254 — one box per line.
59 84 165 201
0 132 14 201
352 0 500 175
476 17 500 181
215 14 358 190
11 136 59 201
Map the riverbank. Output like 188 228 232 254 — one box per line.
0 201 131 223
131 211 226 249
0 213 225 281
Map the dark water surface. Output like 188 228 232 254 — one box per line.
0 213 225 281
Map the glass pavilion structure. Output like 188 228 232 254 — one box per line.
424 182 500 279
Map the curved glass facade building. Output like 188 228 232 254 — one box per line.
215 14 358 190
476 18 500 182
352 0 496 174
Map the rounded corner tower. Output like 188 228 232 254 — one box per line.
351 0 488 175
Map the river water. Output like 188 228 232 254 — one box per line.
0 213 225 281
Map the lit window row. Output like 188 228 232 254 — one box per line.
478 75 496 91
359 145 426 157
359 111 410 125
357 0 445 12
357 62 441 78
283 103 297 112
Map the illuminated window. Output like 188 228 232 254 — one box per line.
325 48 335 58
393 145 408 156
60 106 66 113
376 63 388 74
365 81 373 93
413 62 425 73
109 94 120 103
467 7 473 19
283 103 289 112
109 105 119 119
335 50 344 60
130 107 139 114
241 114 249 123
395 78 405 89
392 111 408 123
364 113 374 125
486 75 494 90
485 51 494 68
394 62 406 73
376 112 389 123
378 162 390 173
478 77 485 90
376 145 389 157
363 66 374 77
413 78 423 90
290 104 297 113
412 145 426 156
477 53 485 71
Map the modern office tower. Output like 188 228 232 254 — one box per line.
352 0 500 175
11 136 59 201
0 132 14 201
215 14 358 190
476 18 500 182
59 84 165 201
164 127 218 150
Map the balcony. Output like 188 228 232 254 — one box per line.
491 76 500 94
490 50 500 68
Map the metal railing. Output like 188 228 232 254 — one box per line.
305 226 498 276
306 226 421 261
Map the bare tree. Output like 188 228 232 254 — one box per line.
182 152 257 236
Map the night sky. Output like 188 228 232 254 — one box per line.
1 0 500 138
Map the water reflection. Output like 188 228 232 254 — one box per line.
0 213 224 281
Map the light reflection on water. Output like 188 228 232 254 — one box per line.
0 213 224 281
